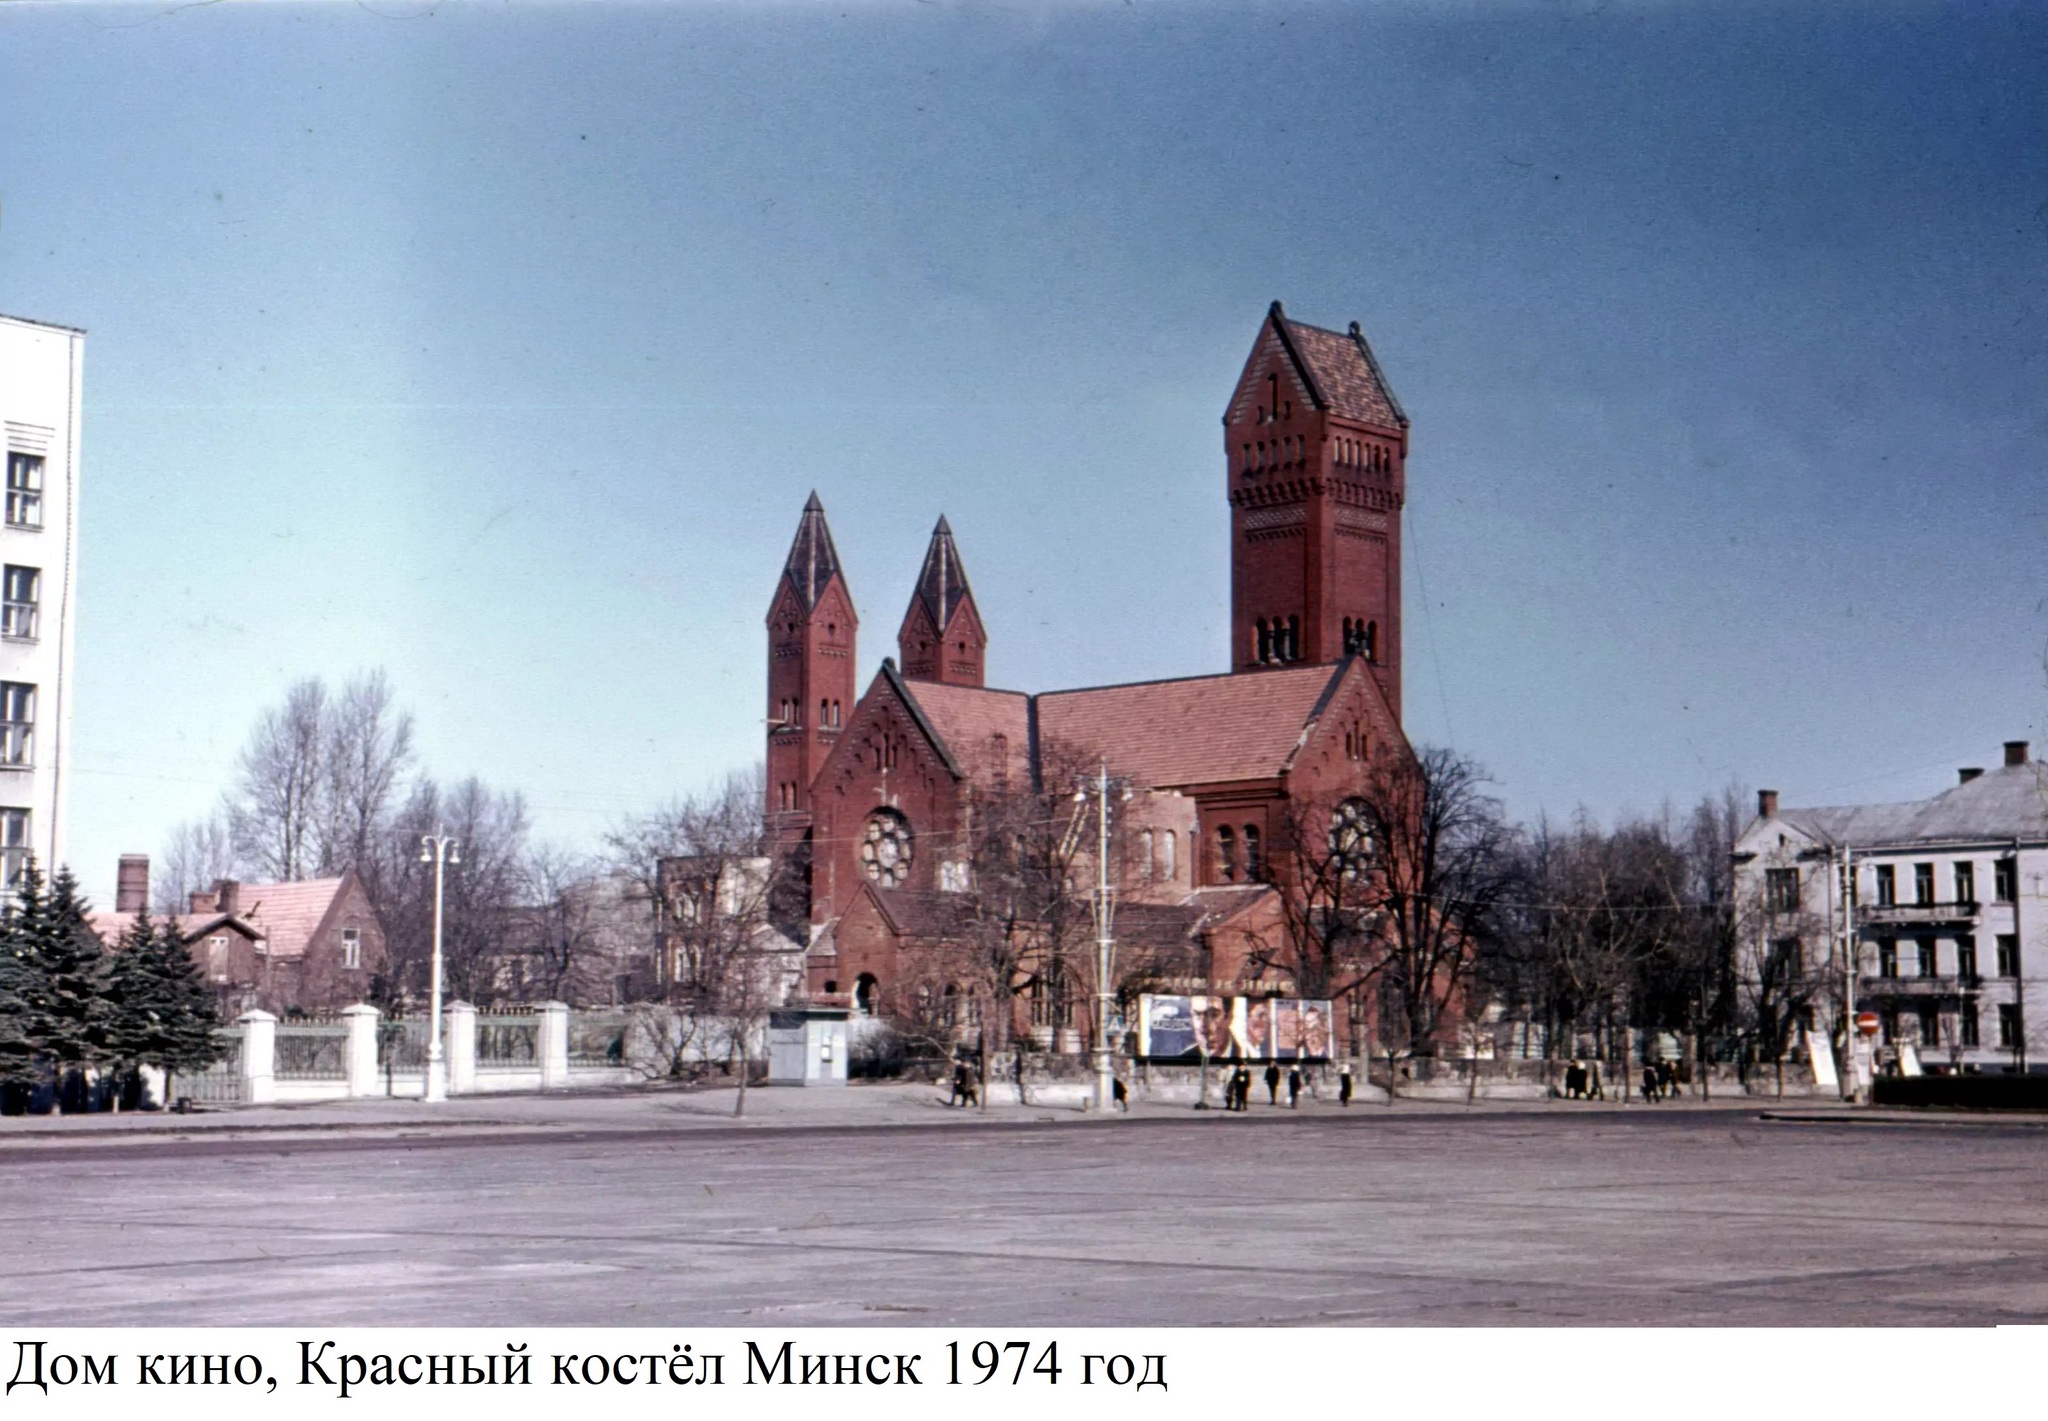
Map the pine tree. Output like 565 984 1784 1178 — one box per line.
0 864 52 1094
31 868 113 1092
104 908 220 1106
0 866 44 1092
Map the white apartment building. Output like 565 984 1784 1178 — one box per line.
1735 741 2047 1074
0 313 83 890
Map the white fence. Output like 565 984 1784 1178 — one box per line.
187 1002 645 1107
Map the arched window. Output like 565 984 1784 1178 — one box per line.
1138 829 1155 881
854 973 879 1017
1160 830 1177 881
1217 825 1237 884
820 698 829 727
1243 824 1262 879
1286 615 1301 662
1256 618 1271 664
1364 621 1378 664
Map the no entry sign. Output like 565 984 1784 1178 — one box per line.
1855 1011 1881 1036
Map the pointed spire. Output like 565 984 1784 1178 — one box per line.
913 515 973 629
780 491 843 610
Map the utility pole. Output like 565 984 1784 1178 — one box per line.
1841 844 1858 1104
421 831 460 1103
1079 762 1124 1115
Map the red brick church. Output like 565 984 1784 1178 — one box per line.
763 303 1414 1048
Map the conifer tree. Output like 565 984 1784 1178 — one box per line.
30 868 113 1087
105 909 220 1105
0 866 44 1092
0 863 53 1093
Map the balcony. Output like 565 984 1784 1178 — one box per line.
1858 900 1979 926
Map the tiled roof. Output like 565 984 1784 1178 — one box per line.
900 680 1030 784
1036 664 1342 790
1281 315 1406 430
1777 762 2048 849
90 877 350 960
911 516 974 629
779 492 843 611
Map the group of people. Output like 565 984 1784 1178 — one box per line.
1220 1061 1334 1110
946 1061 979 1108
1560 1058 1683 1102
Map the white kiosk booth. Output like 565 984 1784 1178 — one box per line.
767 1008 851 1086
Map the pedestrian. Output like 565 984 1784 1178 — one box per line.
1286 1066 1302 1108
1563 1062 1582 1099
949 1062 970 1107
1338 1062 1354 1107
1112 1076 1129 1112
1264 1062 1281 1105
1231 1067 1248 1112
1641 1064 1658 1102
1657 1060 1676 1100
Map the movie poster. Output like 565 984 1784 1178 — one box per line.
1239 997 1275 1059
1139 995 1196 1060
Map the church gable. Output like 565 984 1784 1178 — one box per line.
1285 655 1410 789
1226 314 1319 428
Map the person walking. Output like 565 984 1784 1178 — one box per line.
1263 1062 1282 1106
1286 1066 1302 1108
949 1061 970 1107
1112 1076 1129 1112
1338 1062 1354 1106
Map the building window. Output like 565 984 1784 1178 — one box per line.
206 935 230 983
5 454 42 531
0 808 27 890
1243 824 1262 879
1916 938 1937 977
1997 1004 2023 1051
1954 861 1976 904
341 928 362 971
1957 935 1978 981
1913 863 1934 906
1996 934 2021 978
1877 939 1898 978
0 683 33 768
1330 798 1373 881
1767 937 1802 983
1765 868 1800 914
1961 1002 1980 1047
1994 858 2017 903
1880 1010 1899 1045
1159 829 1176 882
858 809 913 887
1 566 38 641
1875 864 1896 907
1137 830 1154 882
938 860 969 893
1917 1004 1939 1047
1216 825 1237 884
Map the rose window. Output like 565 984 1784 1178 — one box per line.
860 809 914 887
1329 798 1373 879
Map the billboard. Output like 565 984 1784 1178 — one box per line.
1136 994 1335 1061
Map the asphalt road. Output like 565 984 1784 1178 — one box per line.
5 1106 2045 1326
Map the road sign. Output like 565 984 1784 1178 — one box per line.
1855 1011 1881 1037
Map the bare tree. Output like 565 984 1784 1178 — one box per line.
228 678 329 881
156 810 237 912
367 776 533 1007
317 670 416 876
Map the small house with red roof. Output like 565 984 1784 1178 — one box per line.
761 304 1426 1051
91 856 387 1016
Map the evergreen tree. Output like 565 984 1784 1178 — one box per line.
0 865 45 1091
30 868 113 1083
105 909 220 1104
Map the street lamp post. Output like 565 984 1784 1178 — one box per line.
420 831 460 1103
1075 763 1127 1115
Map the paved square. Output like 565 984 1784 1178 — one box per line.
4 1097 2043 1326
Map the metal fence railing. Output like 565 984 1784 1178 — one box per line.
569 1013 629 1068
378 1018 429 1073
275 1019 349 1081
477 1015 539 1067
179 1028 247 1106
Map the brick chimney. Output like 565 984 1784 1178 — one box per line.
116 854 150 913
189 888 216 914
214 878 241 915
2005 741 2030 767
1758 789 1779 819
1959 767 1984 784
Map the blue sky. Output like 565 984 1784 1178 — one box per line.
1 0 2043 902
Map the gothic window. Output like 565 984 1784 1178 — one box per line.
1330 798 1372 880
855 973 879 1017
1364 621 1377 663
1286 615 1301 661
820 698 830 727
860 809 914 887
1159 829 1177 881
1243 824 1262 878
1138 829 1155 881
1216 825 1237 884
1256 618 1271 664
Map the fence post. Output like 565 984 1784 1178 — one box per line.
239 1009 277 1105
446 1001 477 1095
538 1001 570 1089
342 1004 381 1098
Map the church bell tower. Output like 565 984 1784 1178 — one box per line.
897 516 987 687
1226 301 1408 722
766 493 858 845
